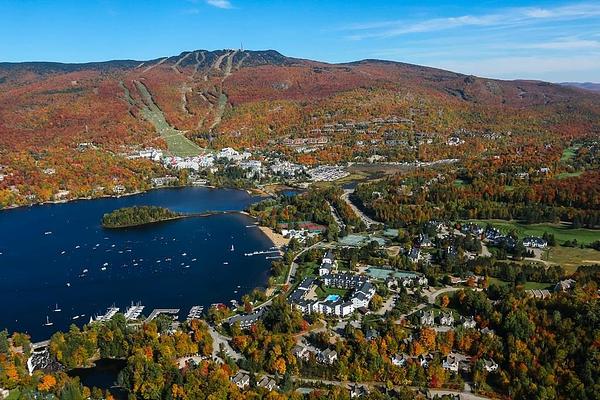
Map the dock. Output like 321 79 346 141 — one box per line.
95 307 120 322
145 308 179 323
187 306 204 321
244 250 281 257
124 304 145 320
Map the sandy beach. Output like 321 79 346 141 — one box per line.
258 226 290 248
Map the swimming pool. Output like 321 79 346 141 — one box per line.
325 294 341 302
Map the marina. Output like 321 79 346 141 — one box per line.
0 187 274 340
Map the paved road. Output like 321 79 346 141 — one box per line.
292 376 492 399
341 189 379 228
425 286 463 304
374 294 398 315
207 325 242 361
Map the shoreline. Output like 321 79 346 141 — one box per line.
257 225 290 248
0 184 255 212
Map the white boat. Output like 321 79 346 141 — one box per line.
44 316 53 326
66 282 71 287
44 231 52 235
101 267 107 271
184 265 190 268
191 258 197 262
103 262 109 266
182 253 187 256
72 315 79 320
75 245 80 249
223 262 229 265
54 304 61 312
230 244 235 251
82 269 89 273
61 251 66 255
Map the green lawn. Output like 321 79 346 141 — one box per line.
560 145 580 162
453 179 468 188
489 277 552 290
464 219 600 245
556 171 583 180
544 246 600 273
315 286 350 300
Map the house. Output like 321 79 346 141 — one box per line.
526 289 551 299
386 276 399 289
443 352 471 373
365 329 379 341
392 353 409 367
231 372 250 389
350 384 369 398
461 223 484 236
480 327 495 336
226 308 265 330
292 345 311 361
555 279 576 292
257 376 277 391
462 316 476 329
418 353 434 368
439 312 454 326
408 248 420 263
483 359 499 373
523 236 548 249
420 310 435 326
317 348 338 364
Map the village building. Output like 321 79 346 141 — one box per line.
231 372 250 389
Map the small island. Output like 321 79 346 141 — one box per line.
102 206 184 228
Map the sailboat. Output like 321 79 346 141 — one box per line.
54 304 61 312
230 244 235 251
44 316 53 326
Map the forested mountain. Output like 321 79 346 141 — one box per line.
1 49 599 206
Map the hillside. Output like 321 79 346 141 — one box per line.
0 49 599 206
561 82 600 92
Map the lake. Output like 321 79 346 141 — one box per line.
0 187 274 340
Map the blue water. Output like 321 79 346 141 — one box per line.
325 294 340 302
0 187 274 340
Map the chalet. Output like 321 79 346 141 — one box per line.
292 345 311 361
418 353 434 368
526 289 551 299
350 384 369 398
439 312 454 326
523 236 547 249
418 233 433 248
226 308 265 330
365 329 379 341
317 348 338 364
319 250 336 276
461 316 476 329
392 353 409 367
231 372 250 389
420 310 435 326
443 352 471 373
408 248 421 263
461 223 484 236
483 359 499 373
257 376 277 391
555 279 576 292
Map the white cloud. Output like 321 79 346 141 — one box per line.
436 55 600 81
525 39 600 50
344 2 600 40
206 0 232 9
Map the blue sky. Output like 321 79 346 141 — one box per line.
1 0 599 82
